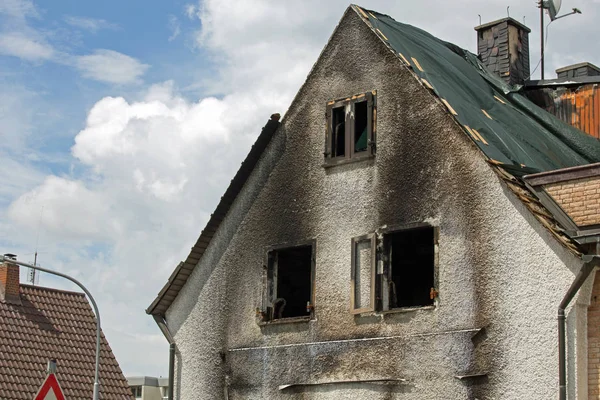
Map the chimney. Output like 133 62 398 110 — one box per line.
475 17 531 86
556 62 600 79
0 254 21 304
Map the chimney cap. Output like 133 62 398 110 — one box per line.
556 62 600 74
475 17 531 33
3 253 17 260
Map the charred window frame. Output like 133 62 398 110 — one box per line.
350 225 439 314
325 91 376 165
350 234 377 314
259 241 316 323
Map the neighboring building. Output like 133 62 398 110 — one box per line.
127 376 169 400
0 256 132 399
147 5 600 400
525 62 600 140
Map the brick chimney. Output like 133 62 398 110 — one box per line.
0 254 21 304
475 17 531 86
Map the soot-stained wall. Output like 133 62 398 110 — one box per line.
165 8 585 400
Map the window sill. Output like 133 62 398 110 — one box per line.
353 305 436 319
258 316 312 326
323 154 374 168
380 305 435 315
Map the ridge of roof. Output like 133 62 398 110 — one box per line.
20 283 86 297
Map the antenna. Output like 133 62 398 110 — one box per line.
27 252 40 285
27 206 44 286
538 0 582 79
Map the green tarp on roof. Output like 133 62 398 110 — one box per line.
363 8 600 176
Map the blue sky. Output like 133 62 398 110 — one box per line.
1 0 598 380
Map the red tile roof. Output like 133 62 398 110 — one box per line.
0 284 133 399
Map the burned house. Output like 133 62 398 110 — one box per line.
147 6 600 399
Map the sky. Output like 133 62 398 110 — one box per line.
0 0 598 378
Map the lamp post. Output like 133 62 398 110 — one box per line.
1 255 102 400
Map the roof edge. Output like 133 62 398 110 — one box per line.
556 62 600 74
147 117 281 316
523 162 600 186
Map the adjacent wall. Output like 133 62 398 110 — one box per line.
166 8 584 400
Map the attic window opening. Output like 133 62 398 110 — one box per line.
325 91 376 165
263 244 315 322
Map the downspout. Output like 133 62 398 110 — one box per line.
153 315 176 400
558 252 600 400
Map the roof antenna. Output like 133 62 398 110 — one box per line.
478 14 482 25
523 16 526 24
537 1 583 79
28 205 44 286
507 6 510 17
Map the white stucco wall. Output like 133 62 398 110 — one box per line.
165 8 586 400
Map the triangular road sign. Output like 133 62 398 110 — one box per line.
34 373 65 400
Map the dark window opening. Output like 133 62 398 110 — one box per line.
387 227 435 308
331 106 345 157
266 245 313 321
354 101 368 153
325 91 375 164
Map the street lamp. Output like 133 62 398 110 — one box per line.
0 255 102 400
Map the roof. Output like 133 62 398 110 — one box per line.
0 284 132 400
556 62 600 74
147 116 281 316
358 7 600 176
148 5 600 317
127 376 169 387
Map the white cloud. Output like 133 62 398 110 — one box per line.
0 32 53 60
184 4 197 19
75 49 150 84
167 15 180 41
8 176 112 240
64 15 119 33
0 0 38 19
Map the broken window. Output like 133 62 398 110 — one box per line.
262 244 314 322
350 226 438 313
325 91 376 164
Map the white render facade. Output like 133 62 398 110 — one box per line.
154 7 596 400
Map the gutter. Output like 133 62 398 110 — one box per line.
153 315 176 400
558 251 600 400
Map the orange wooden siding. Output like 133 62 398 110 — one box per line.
549 85 600 139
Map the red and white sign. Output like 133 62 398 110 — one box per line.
34 373 65 400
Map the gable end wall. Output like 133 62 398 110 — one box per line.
167 8 585 400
